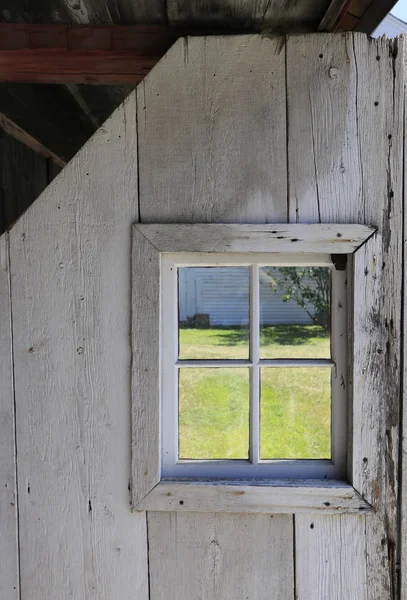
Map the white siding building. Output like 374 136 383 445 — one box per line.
179 267 316 326
373 12 407 37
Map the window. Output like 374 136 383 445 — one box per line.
132 223 375 514
162 254 346 480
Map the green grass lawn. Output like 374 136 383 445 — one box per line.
178 325 331 460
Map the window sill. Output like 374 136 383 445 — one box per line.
133 478 372 515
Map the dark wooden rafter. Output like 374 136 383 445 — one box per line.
318 0 398 33
318 0 354 32
0 111 65 166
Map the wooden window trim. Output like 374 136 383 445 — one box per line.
131 223 375 514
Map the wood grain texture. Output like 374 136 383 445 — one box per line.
167 0 269 28
295 515 367 599
132 229 160 505
137 480 372 514
262 0 328 31
138 35 288 224
148 511 294 600
287 33 403 599
136 223 375 253
167 0 328 31
138 33 294 599
9 92 149 599
106 0 167 23
0 233 19 600
0 0 166 25
402 36 407 600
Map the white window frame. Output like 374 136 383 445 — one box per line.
131 223 375 514
162 252 346 480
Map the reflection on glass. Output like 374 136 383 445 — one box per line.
178 267 249 359
259 267 331 359
179 368 249 459
260 368 331 459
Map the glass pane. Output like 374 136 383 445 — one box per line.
260 368 331 459
178 267 249 359
179 368 249 459
259 267 331 359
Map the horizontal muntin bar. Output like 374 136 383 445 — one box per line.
176 359 334 368
259 359 334 368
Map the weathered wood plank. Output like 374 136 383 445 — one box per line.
136 223 375 253
167 0 328 31
9 92 149 599
132 229 160 505
295 515 367 599
402 35 407 600
287 32 403 599
136 480 372 514
148 512 294 600
107 0 167 23
0 233 19 600
287 34 361 223
138 35 288 223
262 0 328 31
167 0 269 28
138 33 294 599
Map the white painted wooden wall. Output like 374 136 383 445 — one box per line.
0 32 405 599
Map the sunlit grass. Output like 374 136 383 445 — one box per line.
179 324 330 359
178 326 331 460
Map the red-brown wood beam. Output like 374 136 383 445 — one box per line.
0 24 206 85
318 0 354 32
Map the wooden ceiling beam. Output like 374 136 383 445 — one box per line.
0 111 66 167
319 0 399 33
0 24 211 85
318 0 354 32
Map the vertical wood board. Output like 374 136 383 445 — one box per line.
148 512 294 600
9 92 149 599
0 233 19 599
132 230 160 505
287 33 404 599
138 33 294 599
402 34 407 600
138 35 288 224
295 515 367 600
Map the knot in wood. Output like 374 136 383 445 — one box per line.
329 67 340 79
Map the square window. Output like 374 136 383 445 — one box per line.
162 255 344 480
132 223 375 513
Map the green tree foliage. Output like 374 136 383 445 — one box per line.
267 267 330 331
